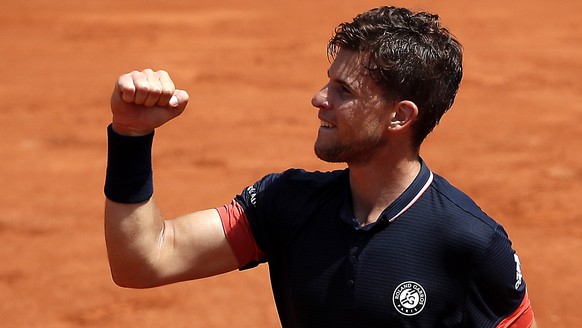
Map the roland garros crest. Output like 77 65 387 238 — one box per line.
392 281 426 316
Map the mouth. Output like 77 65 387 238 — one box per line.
319 115 336 129
320 120 334 128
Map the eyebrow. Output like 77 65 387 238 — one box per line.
327 69 357 92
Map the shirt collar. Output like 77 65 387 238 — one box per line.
340 158 434 231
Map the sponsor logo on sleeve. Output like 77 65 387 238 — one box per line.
514 253 523 289
246 186 257 206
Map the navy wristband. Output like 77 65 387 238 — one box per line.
104 124 155 203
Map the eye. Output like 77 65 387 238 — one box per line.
336 83 354 98
340 85 352 94
330 79 355 98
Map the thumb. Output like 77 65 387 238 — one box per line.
169 89 189 110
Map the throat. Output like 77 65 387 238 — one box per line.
348 159 421 227
354 208 386 227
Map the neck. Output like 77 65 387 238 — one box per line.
348 153 421 226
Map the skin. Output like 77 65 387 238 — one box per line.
105 52 420 285
105 58 537 328
106 69 239 288
312 49 421 226
106 51 420 287
313 52 388 165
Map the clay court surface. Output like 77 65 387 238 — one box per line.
1 0 581 326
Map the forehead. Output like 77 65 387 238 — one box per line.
329 49 377 92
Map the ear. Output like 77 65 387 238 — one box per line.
388 100 418 131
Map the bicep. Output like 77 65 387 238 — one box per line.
155 209 240 284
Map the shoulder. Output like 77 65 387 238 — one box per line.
428 173 500 232
253 168 348 192
235 168 350 256
281 168 348 186
237 168 348 210
419 172 525 292
424 172 520 273
419 173 512 259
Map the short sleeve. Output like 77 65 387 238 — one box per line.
232 172 284 264
465 224 530 326
216 200 265 267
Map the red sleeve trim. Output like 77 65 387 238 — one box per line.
216 200 265 267
497 291 535 328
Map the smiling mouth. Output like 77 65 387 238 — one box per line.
320 120 335 128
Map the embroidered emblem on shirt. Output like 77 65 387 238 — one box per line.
393 281 426 316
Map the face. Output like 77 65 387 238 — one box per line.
312 49 391 164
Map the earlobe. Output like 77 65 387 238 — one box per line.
388 101 418 130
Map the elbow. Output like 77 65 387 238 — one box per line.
109 269 160 289
105 244 166 288
107 262 163 289
109 271 140 289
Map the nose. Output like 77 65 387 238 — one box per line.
311 84 329 109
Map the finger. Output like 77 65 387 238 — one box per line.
143 69 163 107
132 70 150 105
115 73 136 103
156 70 176 107
169 89 189 109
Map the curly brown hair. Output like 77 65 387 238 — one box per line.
328 6 463 149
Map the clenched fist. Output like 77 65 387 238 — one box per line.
110 69 189 136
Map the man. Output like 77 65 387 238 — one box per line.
104 6 537 327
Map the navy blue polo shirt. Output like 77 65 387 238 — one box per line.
233 160 527 327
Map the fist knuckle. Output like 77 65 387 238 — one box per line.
161 88 173 97
135 80 150 90
149 86 163 95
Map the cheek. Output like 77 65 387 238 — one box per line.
336 99 385 133
361 111 389 137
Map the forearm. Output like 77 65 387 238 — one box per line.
103 70 238 287
104 198 166 288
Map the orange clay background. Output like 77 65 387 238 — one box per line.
1 0 581 327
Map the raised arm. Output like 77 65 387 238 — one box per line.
104 69 239 288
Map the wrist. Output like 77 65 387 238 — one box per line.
104 124 155 203
111 122 154 137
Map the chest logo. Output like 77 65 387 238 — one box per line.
392 281 426 316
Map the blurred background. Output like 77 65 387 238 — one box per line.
1 0 580 326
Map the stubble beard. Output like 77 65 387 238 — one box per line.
314 135 385 164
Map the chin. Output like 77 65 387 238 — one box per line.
314 145 346 163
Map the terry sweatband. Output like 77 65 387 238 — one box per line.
104 124 155 203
